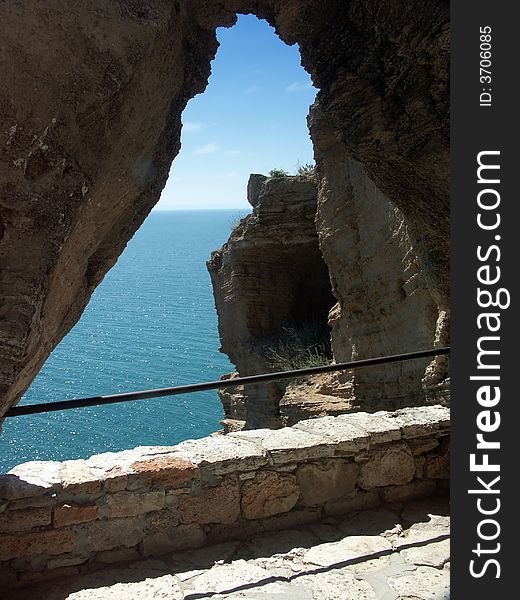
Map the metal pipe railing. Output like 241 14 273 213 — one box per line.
3 347 450 418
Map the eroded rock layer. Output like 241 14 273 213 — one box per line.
311 104 444 412
0 1 236 416
207 175 335 429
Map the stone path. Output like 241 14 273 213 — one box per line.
14 497 450 600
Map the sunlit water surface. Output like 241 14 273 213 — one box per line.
0 210 243 473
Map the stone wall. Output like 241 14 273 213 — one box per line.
0 406 449 587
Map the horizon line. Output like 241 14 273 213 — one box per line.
152 207 251 211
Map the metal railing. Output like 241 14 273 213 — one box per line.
3 347 450 418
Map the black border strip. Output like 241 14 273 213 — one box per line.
452 1 516 595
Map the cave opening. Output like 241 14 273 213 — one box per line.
0 14 336 471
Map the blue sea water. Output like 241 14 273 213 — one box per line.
0 210 246 473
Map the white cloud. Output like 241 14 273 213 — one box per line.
182 122 203 133
193 143 219 155
227 171 238 177
286 80 313 93
245 84 263 95
224 150 241 157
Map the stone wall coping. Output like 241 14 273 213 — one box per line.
0 406 450 584
0 405 449 501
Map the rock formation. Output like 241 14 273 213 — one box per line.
207 174 335 429
210 162 444 428
310 104 445 412
0 0 449 419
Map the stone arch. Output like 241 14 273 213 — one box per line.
0 0 449 418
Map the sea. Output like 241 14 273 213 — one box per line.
0 210 247 473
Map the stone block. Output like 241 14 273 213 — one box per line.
387 565 450 599
141 524 205 556
241 471 300 519
59 460 101 495
358 442 415 489
424 440 450 479
141 532 178 557
182 560 271 597
165 492 179 508
380 479 437 503
408 437 440 456
400 537 450 568
0 506 51 533
178 477 240 525
260 507 322 533
296 460 359 506
94 546 141 564
0 461 61 501
294 417 370 455
53 503 98 527
331 412 402 446
102 466 128 492
302 535 392 568
146 508 179 533
231 427 332 464
414 455 426 478
0 529 75 561
5 494 57 510
102 490 165 518
130 456 199 488
10 555 46 572
385 405 450 439
79 516 145 552
175 436 269 475
324 490 380 516
297 570 378 600
46 554 88 569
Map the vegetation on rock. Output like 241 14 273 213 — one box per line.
264 318 333 371
296 162 316 178
268 168 289 178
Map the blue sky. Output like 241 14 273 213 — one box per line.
155 14 317 210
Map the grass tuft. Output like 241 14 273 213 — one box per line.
268 168 289 178
264 318 332 371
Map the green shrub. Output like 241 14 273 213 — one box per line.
264 318 332 371
296 162 316 178
268 168 289 178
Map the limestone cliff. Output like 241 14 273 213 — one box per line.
279 151 446 424
207 174 335 429
0 0 449 419
210 163 446 428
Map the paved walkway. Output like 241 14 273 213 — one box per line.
15 497 450 600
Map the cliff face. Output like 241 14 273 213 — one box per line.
207 175 335 429
0 0 449 419
210 162 444 428
0 1 236 416
311 106 446 411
